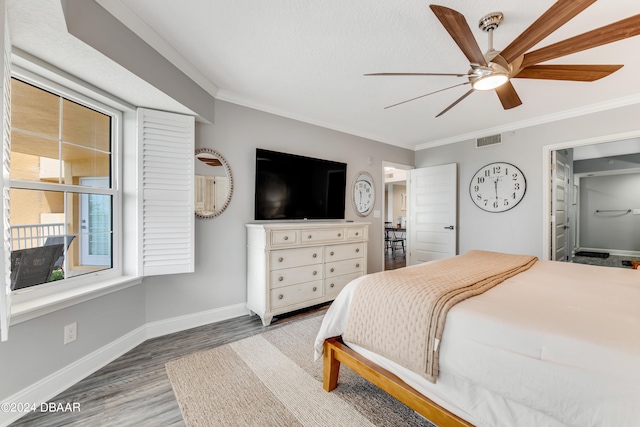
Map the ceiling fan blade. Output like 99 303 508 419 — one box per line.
500 0 596 64
495 81 522 110
435 88 475 117
521 14 640 69
513 64 623 81
430 5 486 66
385 81 471 109
365 72 472 77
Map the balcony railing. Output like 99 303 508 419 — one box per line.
10 223 65 250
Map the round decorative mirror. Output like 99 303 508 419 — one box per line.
194 148 233 219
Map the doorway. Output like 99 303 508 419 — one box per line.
382 162 410 270
544 133 640 269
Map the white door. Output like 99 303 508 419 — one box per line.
80 177 111 266
551 150 569 261
407 163 457 265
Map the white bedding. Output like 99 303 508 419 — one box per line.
314 260 640 427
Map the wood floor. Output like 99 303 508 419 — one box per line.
385 249 406 270
10 304 330 427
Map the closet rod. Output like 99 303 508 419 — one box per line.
595 209 631 213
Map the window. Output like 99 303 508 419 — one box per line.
9 78 117 291
1 59 194 341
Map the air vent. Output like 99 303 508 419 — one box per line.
476 133 502 148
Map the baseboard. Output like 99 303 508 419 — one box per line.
1 303 249 427
0 325 146 427
145 303 250 339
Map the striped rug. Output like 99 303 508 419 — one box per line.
165 315 436 427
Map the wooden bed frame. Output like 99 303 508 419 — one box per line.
323 337 473 427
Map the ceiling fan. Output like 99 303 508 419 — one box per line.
367 1 640 117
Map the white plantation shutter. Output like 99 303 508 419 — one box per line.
138 108 194 276
1 0 11 341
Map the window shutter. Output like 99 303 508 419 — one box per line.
1 0 11 341
138 108 194 276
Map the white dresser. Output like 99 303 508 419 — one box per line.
246 222 369 326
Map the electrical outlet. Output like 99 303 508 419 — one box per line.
633 209 640 215
64 322 77 345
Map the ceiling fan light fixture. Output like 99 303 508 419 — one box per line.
472 73 509 90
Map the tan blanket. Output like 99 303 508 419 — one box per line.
342 250 537 382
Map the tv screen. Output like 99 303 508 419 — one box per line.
255 149 347 220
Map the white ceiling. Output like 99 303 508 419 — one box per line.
8 0 640 151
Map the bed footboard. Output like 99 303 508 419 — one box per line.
323 337 473 427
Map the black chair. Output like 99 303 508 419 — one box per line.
390 228 405 258
11 244 65 290
10 235 75 290
384 222 393 253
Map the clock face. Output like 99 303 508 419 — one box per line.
353 172 375 216
469 162 526 213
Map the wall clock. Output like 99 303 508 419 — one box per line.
469 162 526 213
352 171 375 216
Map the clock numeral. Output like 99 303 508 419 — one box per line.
484 170 490 177
477 177 485 184
476 193 482 200
493 201 499 209
512 173 519 180
514 183 520 190
484 199 488 206
504 200 509 206
492 166 501 174
512 192 517 199
473 185 479 192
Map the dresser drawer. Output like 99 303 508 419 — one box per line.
270 264 323 289
270 281 323 309
325 272 362 298
326 258 363 278
270 247 323 270
346 227 367 240
271 229 298 247
301 228 345 244
325 242 364 262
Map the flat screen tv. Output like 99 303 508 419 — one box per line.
255 148 347 220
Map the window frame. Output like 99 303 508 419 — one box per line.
8 65 131 322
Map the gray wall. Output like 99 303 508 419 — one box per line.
0 286 145 398
144 99 414 322
415 103 640 258
579 173 640 251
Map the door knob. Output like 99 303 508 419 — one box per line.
444 225 455 230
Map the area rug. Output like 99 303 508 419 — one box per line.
165 316 435 427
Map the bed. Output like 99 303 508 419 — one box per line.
314 251 640 427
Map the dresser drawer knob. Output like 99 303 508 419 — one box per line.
338 233 342 237
278 276 284 282
356 263 360 268
313 271 318 276
355 232 359 236
284 236 289 241
312 287 317 292
278 294 284 300
330 283 335 288
278 257 284 262
308 234 312 239
330 268 335 273
330 251 334 256
313 253 317 258
355 248 360 253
